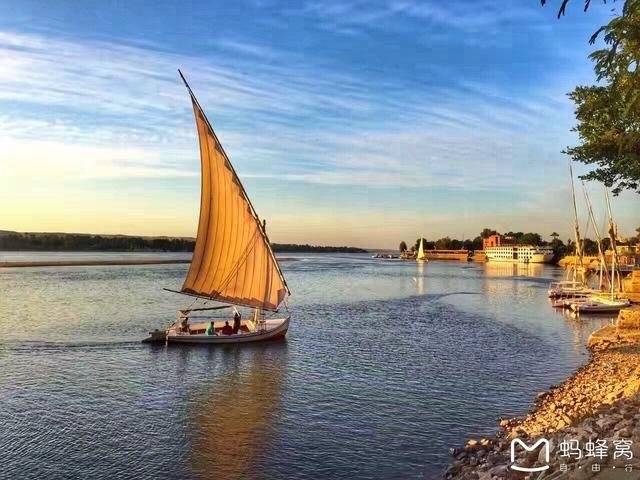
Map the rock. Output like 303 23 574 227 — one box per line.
485 452 501 467
488 464 507 477
539 438 554 464
614 426 633 438
446 461 463 476
595 417 617 432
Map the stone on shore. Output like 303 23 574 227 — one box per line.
445 306 640 479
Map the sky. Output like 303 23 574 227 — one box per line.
0 0 637 248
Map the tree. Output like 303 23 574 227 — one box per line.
550 232 560 240
399 240 407 253
480 228 498 239
545 0 640 194
519 233 543 246
541 0 625 18
435 237 452 250
583 238 599 255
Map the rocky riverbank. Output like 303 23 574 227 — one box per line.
446 308 640 479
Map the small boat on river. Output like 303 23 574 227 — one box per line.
144 71 291 344
570 189 630 316
571 297 631 314
548 281 593 299
416 238 428 263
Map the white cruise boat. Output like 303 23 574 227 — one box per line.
485 245 554 264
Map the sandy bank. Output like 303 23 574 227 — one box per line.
446 308 640 479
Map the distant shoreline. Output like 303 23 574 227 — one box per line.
0 231 368 254
0 259 191 268
0 257 301 268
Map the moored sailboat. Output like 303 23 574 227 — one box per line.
548 161 591 298
144 71 291 344
571 189 630 315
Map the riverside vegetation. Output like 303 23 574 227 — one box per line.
0 231 366 253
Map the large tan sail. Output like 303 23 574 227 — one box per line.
181 79 289 311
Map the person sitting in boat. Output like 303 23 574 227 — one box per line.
221 321 234 335
232 310 241 334
205 321 216 336
178 316 189 333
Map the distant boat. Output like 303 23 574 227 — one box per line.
485 245 554 264
144 71 291 344
416 238 428 262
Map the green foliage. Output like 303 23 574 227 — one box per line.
399 240 408 252
542 0 606 18
547 0 640 194
582 238 600 255
0 232 195 252
272 244 367 253
480 228 497 239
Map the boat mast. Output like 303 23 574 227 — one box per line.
604 188 620 299
582 183 608 291
568 161 584 284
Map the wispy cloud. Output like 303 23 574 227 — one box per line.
283 0 541 36
0 26 574 193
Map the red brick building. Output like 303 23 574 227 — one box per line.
483 234 515 250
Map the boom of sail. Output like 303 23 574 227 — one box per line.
179 71 290 312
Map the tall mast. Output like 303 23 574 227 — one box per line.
568 161 584 283
604 188 621 298
582 183 608 290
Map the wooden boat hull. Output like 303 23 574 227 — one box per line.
571 301 630 313
166 317 290 344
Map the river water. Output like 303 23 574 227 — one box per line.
0 253 614 479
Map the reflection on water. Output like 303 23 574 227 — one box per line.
0 252 618 478
414 261 426 295
188 345 286 480
482 261 545 278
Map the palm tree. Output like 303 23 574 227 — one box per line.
550 232 560 241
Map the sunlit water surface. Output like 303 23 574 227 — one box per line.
0 253 614 479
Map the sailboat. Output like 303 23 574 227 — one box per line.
416 238 428 262
548 161 592 299
144 71 291 344
571 189 630 314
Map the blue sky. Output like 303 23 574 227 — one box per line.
0 0 637 247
